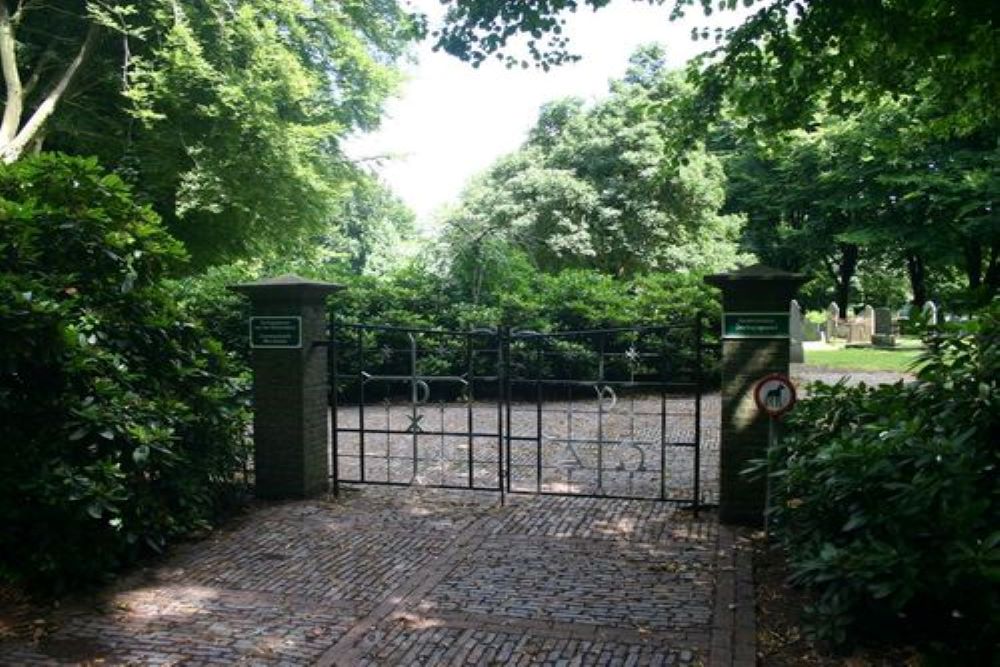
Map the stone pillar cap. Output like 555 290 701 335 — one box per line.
229 273 343 297
704 263 809 287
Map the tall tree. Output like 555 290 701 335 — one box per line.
441 47 752 280
326 174 416 274
431 0 998 136
0 1 420 266
725 99 1000 311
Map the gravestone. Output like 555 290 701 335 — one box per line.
789 299 804 363
862 305 875 333
846 319 869 345
825 301 840 340
923 300 938 326
872 307 896 347
846 305 875 345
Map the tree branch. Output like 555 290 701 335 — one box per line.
21 41 57 98
0 1 24 146
2 21 99 163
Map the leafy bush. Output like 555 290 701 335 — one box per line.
178 256 722 392
0 155 249 593
759 307 999 657
804 310 827 325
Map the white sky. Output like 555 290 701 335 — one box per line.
345 0 754 229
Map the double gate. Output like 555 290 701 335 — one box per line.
327 320 706 506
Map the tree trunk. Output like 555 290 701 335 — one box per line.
964 240 983 290
834 243 859 315
0 2 24 146
985 242 1000 295
906 253 927 307
470 244 483 305
0 22 100 163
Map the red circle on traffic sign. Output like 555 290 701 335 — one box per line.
754 373 797 417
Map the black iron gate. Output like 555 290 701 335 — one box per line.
326 320 705 506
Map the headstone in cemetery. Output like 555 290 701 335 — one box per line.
862 305 875 337
846 305 875 345
826 301 840 340
846 319 869 345
923 300 938 326
705 264 809 526
789 300 804 363
872 307 896 347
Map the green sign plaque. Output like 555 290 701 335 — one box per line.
722 312 789 339
250 316 302 348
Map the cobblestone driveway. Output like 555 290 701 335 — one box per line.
1 486 750 666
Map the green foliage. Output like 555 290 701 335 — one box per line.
440 50 753 278
179 254 722 382
0 155 250 592
684 0 999 138
803 310 826 325
854 257 910 311
724 99 1000 311
17 1 420 266
325 175 417 274
757 308 999 656
432 1 998 136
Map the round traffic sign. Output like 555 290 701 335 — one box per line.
754 373 797 417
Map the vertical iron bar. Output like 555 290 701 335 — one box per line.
493 332 505 498
660 324 668 501
439 400 446 485
566 383 573 488
694 314 703 514
467 334 474 489
535 340 543 494
330 324 340 498
497 326 510 505
596 332 605 494
567 383 574 443
358 330 366 482
660 389 667 501
598 331 606 381
383 391 391 476
504 328 512 496
409 333 419 483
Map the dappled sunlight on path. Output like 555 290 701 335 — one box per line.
0 486 747 665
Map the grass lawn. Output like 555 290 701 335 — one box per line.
803 337 924 372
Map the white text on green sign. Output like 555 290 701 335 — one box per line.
722 313 789 339
250 316 302 348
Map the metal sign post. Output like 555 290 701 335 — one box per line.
753 373 797 537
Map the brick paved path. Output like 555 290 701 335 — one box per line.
1 488 750 666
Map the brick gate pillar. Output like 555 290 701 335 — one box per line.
230 274 342 499
704 265 808 525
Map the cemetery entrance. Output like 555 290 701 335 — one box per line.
327 321 706 505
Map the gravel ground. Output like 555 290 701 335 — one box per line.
334 393 720 506
790 364 914 394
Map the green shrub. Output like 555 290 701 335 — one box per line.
182 251 721 334
179 258 721 393
758 306 999 657
804 310 827 325
0 155 250 593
